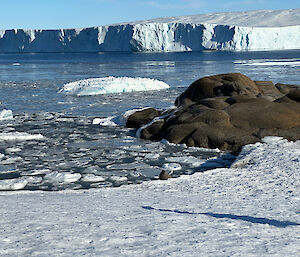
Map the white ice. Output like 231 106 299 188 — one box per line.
236 59 300 66
0 109 13 120
162 162 182 171
128 9 300 27
0 132 44 141
0 137 299 255
81 174 106 183
0 178 28 191
43 171 82 185
59 77 170 96
1 9 299 53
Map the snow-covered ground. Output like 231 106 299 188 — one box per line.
1 137 299 256
129 9 300 27
0 9 299 52
59 77 170 96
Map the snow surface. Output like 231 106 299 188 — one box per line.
0 9 299 52
59 77 170 96
0 137 299 256
129 9 300 27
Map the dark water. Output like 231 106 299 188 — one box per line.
0 50 299 190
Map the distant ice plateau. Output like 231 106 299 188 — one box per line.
0 9 299 52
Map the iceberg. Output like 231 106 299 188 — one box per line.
59 77 170 96
0 9 299 52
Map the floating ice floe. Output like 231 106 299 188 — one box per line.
0 132 44 141
81 174 106 183
43 172 82 185
0 109 13 120
59 77 170 96
109 176 128 184
0 178 28 191
236 59 300 67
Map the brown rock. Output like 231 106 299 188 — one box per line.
227 99 300 130
162 98 300 152
199 97 230 109
254 80 284 101
126 108 160 128
275 83 299 95
175 73 261 106
159 170 172 180
125 73 300 152
286 89 300 102
140 120 164 140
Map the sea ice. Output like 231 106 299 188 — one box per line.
237 59 300 66
109 176 128 186
163 163 182 171
59 77 170 96
0 132 44 141
0 156 22 165
0 178 28 191
81 174 106 183
144 153 160 159
0 109 13 120
5 147 22 154
92 117 117 126
165 156 199 164
0 137 299 256
43 172 82 185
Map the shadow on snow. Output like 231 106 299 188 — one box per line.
142 206 300 228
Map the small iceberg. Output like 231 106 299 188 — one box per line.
59 76 170 96
0 109 13 120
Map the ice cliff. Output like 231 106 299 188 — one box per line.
0 9 299 52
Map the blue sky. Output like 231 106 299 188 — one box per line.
1 0 299 29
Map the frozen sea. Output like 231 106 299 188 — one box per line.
0 50 300 190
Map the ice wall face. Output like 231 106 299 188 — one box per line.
0 23 299 52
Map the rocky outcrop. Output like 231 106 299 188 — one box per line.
175 73 262 105
126 73 300 152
